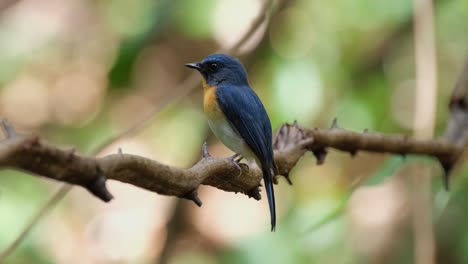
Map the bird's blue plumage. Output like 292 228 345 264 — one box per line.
185 53 277 231
216 85 274 167
216 84 277 231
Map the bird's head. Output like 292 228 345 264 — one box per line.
185 54 248 86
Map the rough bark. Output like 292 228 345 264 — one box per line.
0 119 463 205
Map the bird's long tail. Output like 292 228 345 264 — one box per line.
262 165 276 231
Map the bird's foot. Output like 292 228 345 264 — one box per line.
202 144 246 175
228 153 241 162
226 153 246 175
229 153 244 163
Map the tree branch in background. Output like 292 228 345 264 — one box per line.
411 0 438 262
0 119 463 205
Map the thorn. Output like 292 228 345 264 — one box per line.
350 149 357 157
283 172 293 185
443 173 450 191
1 119 16 138
86 172 113 202
312 148 328 165
24 136 40 150
330 118 339 130
293 120 298 126
235 155 244 163
67 148 76 162
202 142 211 158
180 189 202 207
118 148 123 155
438 158 453 191
245 185 261 200
363 128 369 133
31 136 40 146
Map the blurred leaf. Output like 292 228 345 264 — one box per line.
221 229 309 264
301 155 432 235
301 195 349 234
434 162 468 220
145 104 208 165
5 244 54 264
331 97 375 131
0 171 49 251
108 0 172 88
364 155 406 185
43 113 114 154
170 252 217 264
173 0 217 38
270 58 323 125
435 164 468 263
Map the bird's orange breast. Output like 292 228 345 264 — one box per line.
203 80 223 120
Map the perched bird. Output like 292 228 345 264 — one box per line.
185 54 278 231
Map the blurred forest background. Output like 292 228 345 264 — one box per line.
0 0 467 263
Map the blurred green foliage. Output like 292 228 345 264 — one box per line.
0 0 467 263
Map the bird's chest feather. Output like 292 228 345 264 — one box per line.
203 81 223 120
203 82 251 157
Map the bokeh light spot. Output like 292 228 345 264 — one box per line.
102 0 157 37
269 8 315 59
272 60 323 123
333 98 375 131
0 75 50 128
212 0 265 52
50 66 106 126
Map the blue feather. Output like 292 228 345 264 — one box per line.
216 84 277 231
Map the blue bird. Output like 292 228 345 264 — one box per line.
186 54 278 231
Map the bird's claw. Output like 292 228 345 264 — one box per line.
234 155 244 163
228 153 241 162
227 153 244 176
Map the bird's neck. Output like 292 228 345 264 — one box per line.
202 79 216 92
202 79 222 117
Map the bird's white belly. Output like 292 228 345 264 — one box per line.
207 117 254 160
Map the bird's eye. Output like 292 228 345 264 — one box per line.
209 63 218 71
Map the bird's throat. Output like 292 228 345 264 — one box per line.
203 80 222 119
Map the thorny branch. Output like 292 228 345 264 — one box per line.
0 118 464 205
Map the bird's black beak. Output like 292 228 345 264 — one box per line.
185 62 201 71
